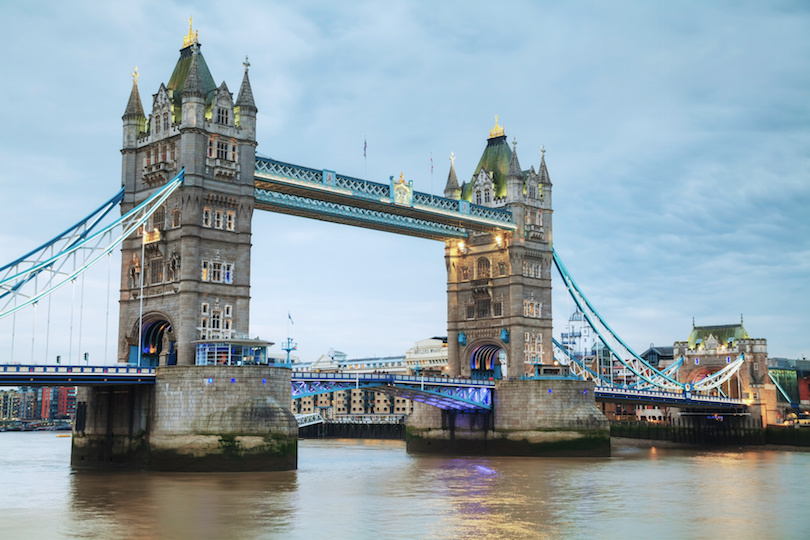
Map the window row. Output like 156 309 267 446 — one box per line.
525 332 543 364
474 187 492 205
466 299 503 319
145 143 176 167
527 183 543 199
199 302 233 340
201 260 234 284
524 299 542 318
129 256 179 288
523 261 542 278
207 137 238 161
153 111 172 134
525 209 542 226
459 259 507 281
202 207 236 231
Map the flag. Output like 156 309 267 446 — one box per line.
364 137 367 158
288 312 294 325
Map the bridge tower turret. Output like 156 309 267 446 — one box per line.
445 118 554 379
117 24 257 367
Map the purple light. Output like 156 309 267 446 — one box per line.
583 389 588 394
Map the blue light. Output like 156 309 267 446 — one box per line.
207 378 213 384
231 378 236 383
583 389 588 394
262 378 267 384
548 389 552 394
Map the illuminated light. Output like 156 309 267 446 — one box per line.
207 377 213 384
262 378 267 384
548 389 552 394
231 378 236 383
495 236 503 247
583 389 588 394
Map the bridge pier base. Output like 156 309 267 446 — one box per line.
71 366 298 471
406 379 610 457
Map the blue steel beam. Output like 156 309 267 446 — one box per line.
291 372 493 411
254 156 516 240
0 364 156 386
594 386 745 409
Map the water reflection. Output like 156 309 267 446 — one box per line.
1 434 808 539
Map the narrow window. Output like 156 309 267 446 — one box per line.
224 305 232 318
208 138 214 158
170 143 176 162
224 263 233 284
226 211 235 231
172 208 181 228
217 141 228 160
212 262 222 282
201 303 209 315
203 207 211 227
201 260 209 281
215 210 223 229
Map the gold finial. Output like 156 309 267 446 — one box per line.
132 66 139 85
399 172 405 183
183 16 199 48
488 115 504 139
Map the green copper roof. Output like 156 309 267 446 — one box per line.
166 45 217 121
687 324 751 349
461 135 512 201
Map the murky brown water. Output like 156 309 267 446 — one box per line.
0 432 807 539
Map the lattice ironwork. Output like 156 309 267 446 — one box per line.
291 372 493 411
255 189 469 239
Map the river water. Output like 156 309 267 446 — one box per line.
0 433 807 539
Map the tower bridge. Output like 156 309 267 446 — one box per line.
0 24 773 470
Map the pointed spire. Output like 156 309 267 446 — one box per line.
184 45 205 98
538 145 551 184
123 66 145 118
444 152 461 199
236 55 257 112
507 137 522 179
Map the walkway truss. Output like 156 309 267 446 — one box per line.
254 156 516 241
0 171 185 320
291 372 494 412
551 249 744 395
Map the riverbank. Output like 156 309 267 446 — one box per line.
612 436 810 453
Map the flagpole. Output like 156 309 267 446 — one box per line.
364 136 367 177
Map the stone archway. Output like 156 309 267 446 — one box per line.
131 312 175 367
469 342 507 380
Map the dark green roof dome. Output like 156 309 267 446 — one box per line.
461 134 512 200
166 44 217 120
687 323 751 349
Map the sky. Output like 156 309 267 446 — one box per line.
0 0 808 365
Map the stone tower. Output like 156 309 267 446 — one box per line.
443 118 554 379
118 24 257 366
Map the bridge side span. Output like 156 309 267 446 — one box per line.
291 372 493 411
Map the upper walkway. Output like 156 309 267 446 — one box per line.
0 364 155 386
254 156 517 240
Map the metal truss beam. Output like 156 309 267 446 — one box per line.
255 188 468 240
254 156 516 240
0 170 185 319
0 364 156 386
291 372 493 411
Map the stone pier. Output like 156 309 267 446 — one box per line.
406 379 610 457
72 366 297 471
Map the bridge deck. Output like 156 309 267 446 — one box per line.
254 156 516 240
0 365 156 386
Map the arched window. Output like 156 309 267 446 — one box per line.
484 188 491 203
475 189 482 205
163 113 169 132
477 257 490 279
